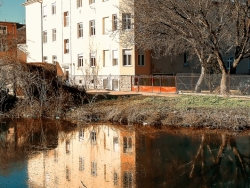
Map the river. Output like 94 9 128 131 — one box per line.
0 119 249 188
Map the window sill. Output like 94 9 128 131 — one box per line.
138 65 145 66
123 65 132 67
78 37 83 39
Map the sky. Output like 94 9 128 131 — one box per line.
0 0 25 23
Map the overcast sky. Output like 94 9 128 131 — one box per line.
0 0 25 23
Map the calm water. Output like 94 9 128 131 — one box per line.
0 119 250 188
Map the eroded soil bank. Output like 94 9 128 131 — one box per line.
66 95 250 131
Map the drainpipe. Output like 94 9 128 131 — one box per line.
38 1 43 62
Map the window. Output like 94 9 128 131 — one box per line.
64 39 69 54
184 53 188 66
123 172 133 188
0 26 7 34
0 39 7 52
138 52 145 66
90 20 95 36
52 28 56 41
113 50 118 66
91 131 96 144
79 157 84 171
43 31 47 43
227 57 234 70
79 80 82 84
103 17 109 34
122 14 132 30
77 0 82 8
104 165 107 180
66 166 71 181
78 23 83 38
112 14 118 31
113 137 119 151
66 140 70 154
78 54 84 67
89 0 95 4
114 172 118 186
43 56 48 63
43 6 47 17
64 12 69 27
52 55 57 65
91 162 97 176
52 3 56 15
123 137 132 153
79 128 84 140
103 50 109 66
123 50 132 66
90 53 96 67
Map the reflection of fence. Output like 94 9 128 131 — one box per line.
176 73 250 95
72 75 177 93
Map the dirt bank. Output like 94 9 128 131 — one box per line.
66 95 250 131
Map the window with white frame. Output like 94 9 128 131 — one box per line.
64 39 69 54
78 54 84 67
0 26 7 34
123 172 133 188
52 3 56 15
113 50 118 66
43 56 48 63
64 12 69 27
122 13 132 30
77 0 82 8
123 137 132 153
66 166 71 181
79 157 84 171
114 172 118 186
91 162 97 176
123 50 132 66
66 140 70 154
91 130 96 144
52 55 57 65
90 53 96 67
227 57 234 70
43 31 47 43
112 14 118 31
43 5 47 17
103 50 109 67
78 23 83 38
113 137 119 151
89 0 95 5
79 128 84 140
52 28 56 41
138 52 145 66
103 17 109 34
90 20 95 36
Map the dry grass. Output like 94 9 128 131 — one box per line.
66 95 250 130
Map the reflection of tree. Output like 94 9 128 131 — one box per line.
176 133 250 187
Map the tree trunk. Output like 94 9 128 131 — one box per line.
195 66 205 93
220 71 227 95
215 51 228 95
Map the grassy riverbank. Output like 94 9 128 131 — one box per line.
66 94 250 130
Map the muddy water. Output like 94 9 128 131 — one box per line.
0 119 250 188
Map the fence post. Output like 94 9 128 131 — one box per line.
138 76 140 92
152 75 153 93
160 76 162 93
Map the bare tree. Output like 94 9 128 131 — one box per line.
116 0 250 94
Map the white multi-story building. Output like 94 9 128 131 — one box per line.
23 0 154 90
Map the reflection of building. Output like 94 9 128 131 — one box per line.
27 124 137 188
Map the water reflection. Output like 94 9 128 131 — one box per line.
0 119 250 188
